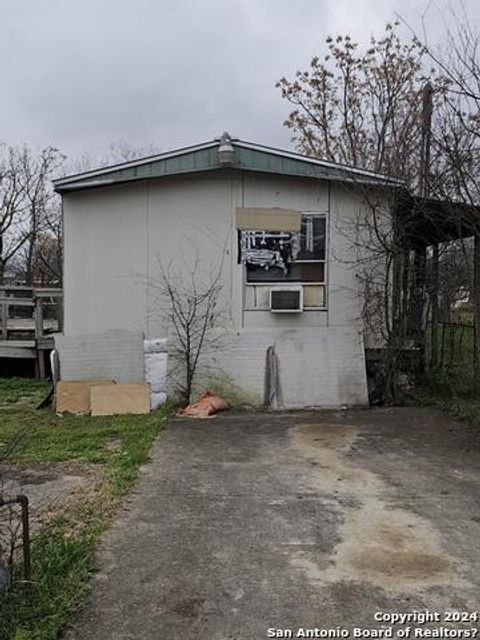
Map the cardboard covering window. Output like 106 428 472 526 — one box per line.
236 208 301 232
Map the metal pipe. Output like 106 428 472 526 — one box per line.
0 495 31 584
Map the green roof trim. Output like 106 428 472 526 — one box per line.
54 137 403 193
234 145 340 180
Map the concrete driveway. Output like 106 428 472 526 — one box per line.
68 408 480 639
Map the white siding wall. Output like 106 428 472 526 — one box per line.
145 175 237 334
328 183 365 327
62 172 371 407
63 182 148 335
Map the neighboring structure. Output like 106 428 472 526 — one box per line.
54 134 404 408
0 286 63 378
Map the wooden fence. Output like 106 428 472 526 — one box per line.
427 319 475 378
0 286 63 378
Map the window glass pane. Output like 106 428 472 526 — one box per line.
241 214 326 284
300 262 325 282
297 216 326 260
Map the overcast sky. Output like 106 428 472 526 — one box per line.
1 0 478 162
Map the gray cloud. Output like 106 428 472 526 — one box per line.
0 0 478 161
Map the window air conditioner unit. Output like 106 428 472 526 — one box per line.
270 286 303 313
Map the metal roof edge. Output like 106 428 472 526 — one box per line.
234 140 404 186
55 166 229 193
53 139 218 186
55 136 405 191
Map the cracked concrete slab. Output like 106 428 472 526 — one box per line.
65 408 480 639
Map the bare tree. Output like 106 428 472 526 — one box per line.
277 24 440 400
1 140 162 288
22 147 64 286
11 230 62 286
0 145 64 286
415 14 480 386
0 147 30 284
1 139 155 287
277 19 480 398
68 140 161 175
277 22 449 186
150 257 223 404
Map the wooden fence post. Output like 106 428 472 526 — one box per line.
57 297 64 333
1 303 7 341
34 296 45 379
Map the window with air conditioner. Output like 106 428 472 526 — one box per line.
241 213 327 310
270 286 303 313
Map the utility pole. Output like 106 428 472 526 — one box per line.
410 83 433 369
419 82 433 198
419 83 439 371
474 231 480 392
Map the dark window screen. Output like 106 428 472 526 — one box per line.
271 289 301 310
247 261 324 283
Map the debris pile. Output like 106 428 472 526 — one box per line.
176 391 229 418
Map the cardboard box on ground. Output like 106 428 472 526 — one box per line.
56 380 115 414
90 384 150 416
56 381 150 416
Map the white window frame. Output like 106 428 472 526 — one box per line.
244 211 328 310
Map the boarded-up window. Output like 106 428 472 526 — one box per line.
236 208 301 232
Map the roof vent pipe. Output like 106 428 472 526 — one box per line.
218 131 234 166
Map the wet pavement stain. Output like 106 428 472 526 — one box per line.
290 421 466 594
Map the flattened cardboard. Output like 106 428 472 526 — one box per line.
236 207 301 232
90 383 150 416
56 380 115 414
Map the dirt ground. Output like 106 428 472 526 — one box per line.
66 407 480 640
0 462 97 541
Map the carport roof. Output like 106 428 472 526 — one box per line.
53 135 404 193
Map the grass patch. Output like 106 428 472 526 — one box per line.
425 321 474 391
414 322 480 428
413 377 480 428
0 377 50 406
0 378 171 639
411 359 480 429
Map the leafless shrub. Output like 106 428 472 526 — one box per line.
149 255 224 404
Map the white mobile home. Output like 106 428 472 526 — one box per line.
54 134 402 408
